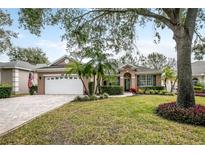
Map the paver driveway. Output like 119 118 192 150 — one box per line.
0 95 75 136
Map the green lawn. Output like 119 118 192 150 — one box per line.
0 95 205 144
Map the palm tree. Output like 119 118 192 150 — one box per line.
84 49 117 94
162 66 176 92
66 60 89 95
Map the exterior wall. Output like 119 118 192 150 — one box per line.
119 69 137 90
16 70 37 94
0 68 1 84
156 74 161 86
12 69 19 93
1 69 12 86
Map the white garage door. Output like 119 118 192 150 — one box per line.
45 75 83 94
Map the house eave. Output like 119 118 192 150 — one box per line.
37 67 66 72
0 66 35 71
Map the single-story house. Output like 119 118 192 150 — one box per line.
192 61 205 86
0 61 38 94
37 55 162 95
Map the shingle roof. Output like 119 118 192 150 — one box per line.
192 61 205 75
118 64 162 74
0 61 37 71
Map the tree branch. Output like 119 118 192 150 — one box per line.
184 8 198 41
194 29 205 42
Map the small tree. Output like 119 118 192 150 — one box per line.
8 47 49 64
162 66 176 92
66 60 89 95
0 9 17 53
142 52 177 70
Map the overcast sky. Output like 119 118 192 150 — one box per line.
0 8 177 63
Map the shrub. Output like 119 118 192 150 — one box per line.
88 82 94 95
101 86 123 95
29 85 38 95
159 90 167 95
194 86 203 93
73 96 82 102
81 95 90 101
0 84 12 98
130 88 137 94
89 95 98 101
103 92 109 98
140 86 165 91
150 90 155 94
156 102 205 126
138 88 145 94
99 95 104 99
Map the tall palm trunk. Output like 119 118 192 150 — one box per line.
95 75 101 94
171 77 177 93
79 76 88 95
93 74 96 94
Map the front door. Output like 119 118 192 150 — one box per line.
124 78 130 91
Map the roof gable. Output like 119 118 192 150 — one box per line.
192 61 205 75
49 55 72 67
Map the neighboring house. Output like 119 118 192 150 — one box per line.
37 55 162 95
162 61 205 92
0 61 38 94
192 61 205 86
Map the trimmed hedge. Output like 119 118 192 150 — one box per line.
88 82 94 95
156 102 205 126
139 86 165 91
0 84 12 98
194 86 203 93
101 85 123 95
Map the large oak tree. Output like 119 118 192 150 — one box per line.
18 8 205 108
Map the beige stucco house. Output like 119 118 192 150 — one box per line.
0 61 38 94
37 55 162 95
192 61 205 86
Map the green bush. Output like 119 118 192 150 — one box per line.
103 92 109 98
0 84 12 98
88 82 94 95
99 95 104 99
89 95 98 101
159 90 167 95
101 86 123 95
29 85 38 95
194 86 203 93
139 86 165 91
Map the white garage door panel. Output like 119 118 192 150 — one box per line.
45 76 83 94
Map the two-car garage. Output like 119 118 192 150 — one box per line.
37 56 86 95
44 75 84 95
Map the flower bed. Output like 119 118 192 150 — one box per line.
72 93 109 102
195 93 205 97
156 102 205 126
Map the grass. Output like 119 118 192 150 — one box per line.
0 95 205 144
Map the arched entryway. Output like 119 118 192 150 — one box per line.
192 77 198 86
124 73 131 91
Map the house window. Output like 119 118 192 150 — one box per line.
138 75 154 86
147 75 153 86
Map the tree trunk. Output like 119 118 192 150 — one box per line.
175 29 195 108
164 78 167 90
95 75 100 94
170 77 177 93
93 74 96 94
80 76 88 95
